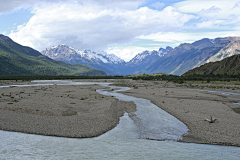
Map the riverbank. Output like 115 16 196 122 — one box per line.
117 79 240 146
0 81 136 138
0 79 240 146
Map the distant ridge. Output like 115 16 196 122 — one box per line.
5 34 240 76
41 45 173 75
182 54 240 76
124 47 173 75
0 34 106 76
41 44 125 75
142 37 240 75
42 44 125 64
41 36 240 75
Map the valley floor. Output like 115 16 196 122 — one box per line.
0 79 239 146
0 81 136 138
118 79 240 146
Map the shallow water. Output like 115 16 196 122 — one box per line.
1 81 240 159
190 89 240 106
97 85 188 141
1 128 240 159
190 89 240 96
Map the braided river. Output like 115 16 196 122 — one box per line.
0 80 239 159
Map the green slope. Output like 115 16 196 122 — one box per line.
0 35 106 76
182 54 240 76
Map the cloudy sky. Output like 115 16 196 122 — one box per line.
1 0 240 61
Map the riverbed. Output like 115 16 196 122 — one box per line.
0 80 239 159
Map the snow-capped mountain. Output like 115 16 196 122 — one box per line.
41 37 240 76
117 46 173 75
0 34 106 76
41 45 126 75
128 46 173 64
42 45 124 64
41 45 173 75
80 50 125 64
143 37 240 75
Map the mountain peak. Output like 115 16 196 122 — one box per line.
50 44 69 49
0 34 13 43
42 45 125 65
166 46 173 51
159 46 173 53
191 38 214 49
206 37 240 63
129 46 172 64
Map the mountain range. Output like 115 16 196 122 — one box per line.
41 45 173 75
41 36 240 75
143 37 240 75
1 34 240 76
41 45 126 75
0 34 106 76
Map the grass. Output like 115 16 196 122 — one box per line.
183 80 240 85
175 80 240 90
0 39 106 76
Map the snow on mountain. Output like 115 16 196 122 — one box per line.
41 37 240 76
210 39 216 44
42 45 124 64
41 44 173 75
79 50 125 64
129 46 173 63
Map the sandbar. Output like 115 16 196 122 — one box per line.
0 79 239 147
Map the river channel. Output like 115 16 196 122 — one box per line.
0 80 239 159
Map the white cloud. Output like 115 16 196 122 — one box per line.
174 0 240 20
0 0 66 14
198 6 222 14
227 14 240 24
9 3 194 54
6 0 239 62
106 46 149 62
138 31 240 47
0 0 34 13
172 0 240 32
0 0 144 14
233 1 240 8
138 32 199 45
174 0 239 14
196 20 216 28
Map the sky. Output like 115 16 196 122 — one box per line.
0 0 240 61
